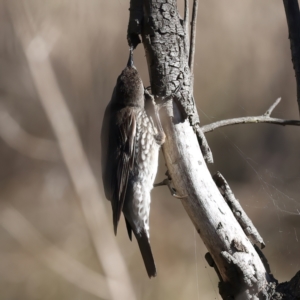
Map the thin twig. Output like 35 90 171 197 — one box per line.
184 0 189 30
202 116 300 133
0 205 110 299
201 98 300 133
263 97 281 116
189 0 199 74
142 1 268 295
187 0 213 163
194 123 214 163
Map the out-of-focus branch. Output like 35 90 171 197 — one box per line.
0 104 60 161
0 205 110 299
201 98 300 133
24 39 136 300
8 1 137 299
283 0 300 114
186 0 213 164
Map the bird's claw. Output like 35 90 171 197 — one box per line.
154 178 187 199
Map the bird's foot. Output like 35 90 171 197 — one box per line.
154 171 186 199
155 83 182 108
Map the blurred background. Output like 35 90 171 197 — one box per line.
0 0 299 299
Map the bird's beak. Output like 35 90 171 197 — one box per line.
127 46 134 68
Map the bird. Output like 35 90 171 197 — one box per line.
101 48 165 278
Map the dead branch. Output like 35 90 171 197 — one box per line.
187 0 213 163
201 98 300 133
183 0 189 55
189 0 199 75
140 1 268 298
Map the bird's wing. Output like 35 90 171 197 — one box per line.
112 108 137 234
101 101 114 201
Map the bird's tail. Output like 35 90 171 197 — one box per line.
134 229 157 278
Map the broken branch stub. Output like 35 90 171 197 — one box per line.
213 172 265 249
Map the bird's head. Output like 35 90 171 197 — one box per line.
113 48 144 107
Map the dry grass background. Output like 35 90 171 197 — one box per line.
0 0 299 299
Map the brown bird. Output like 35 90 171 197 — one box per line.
101 48 165 277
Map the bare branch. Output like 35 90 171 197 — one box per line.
0 104 60 162
213 172 265 248
142 2 268 297
193 123 213 163
184 0 189 23
263 97 281 116
202 116 300 133
0 205 110 299
189 0 199 75
201 98 300 133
